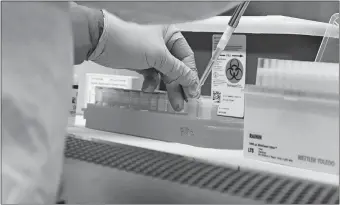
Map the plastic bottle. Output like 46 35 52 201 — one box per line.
68 73 78 126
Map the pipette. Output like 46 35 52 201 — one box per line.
198 1 250 90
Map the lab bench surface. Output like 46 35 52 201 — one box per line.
62 158 262 204
66 115 338 186
61 133 339 204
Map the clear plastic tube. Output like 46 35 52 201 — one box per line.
199 1 250 89
199 26 235 89
120 89 131 107
149 93 159 111
140 92 152 110
157 92 167 112
315 13 339 62
197 96 213 119
256 58 339 95
130 90 141 109
94 87 104 105
187 99 199 118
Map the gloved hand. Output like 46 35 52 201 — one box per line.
88 10 200 111
133 26 199 111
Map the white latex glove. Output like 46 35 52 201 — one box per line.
88 10 199 111
131 26 198 111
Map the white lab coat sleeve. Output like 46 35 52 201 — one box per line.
2 2 73 203
75 1 241 25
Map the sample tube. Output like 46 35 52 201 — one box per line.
157 92 167 112
130 90 141 109
115 89 124 107
187 98 199 118
211 103 221 120
197 96 213 120
100 89 111 106
111 91 119 107
140 92 152 110
149 93 159 111
94 87 104 106
120 89 131 108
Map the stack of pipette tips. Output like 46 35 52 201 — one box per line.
255 58 339 100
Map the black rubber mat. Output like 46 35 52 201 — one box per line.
64 134 339 204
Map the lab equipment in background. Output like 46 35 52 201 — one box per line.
315 13 339 63
83 87 244 150
175 15 339 97
243 58 339 175
68 73 78 126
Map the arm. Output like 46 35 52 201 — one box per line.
70 1 241 64
75 1 241 25
2 2 73 203
70 2 103 65
70 3 200 110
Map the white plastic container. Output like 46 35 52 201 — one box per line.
243 85 339 175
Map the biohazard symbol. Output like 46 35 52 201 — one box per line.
225 58 243 84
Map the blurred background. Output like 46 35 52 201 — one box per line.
221 1 339 22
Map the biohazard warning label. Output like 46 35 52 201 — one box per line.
211 34 246 118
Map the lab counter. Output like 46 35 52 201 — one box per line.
60 115 339 204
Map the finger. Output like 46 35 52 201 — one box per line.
154 48 197 87
165 26 196 68
165 81 185 112
160 73 187 103
163 26 200 98
127 68 185 111
181 56 200 99
134 66 185 111
124 68 160 92
139 68 160 92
